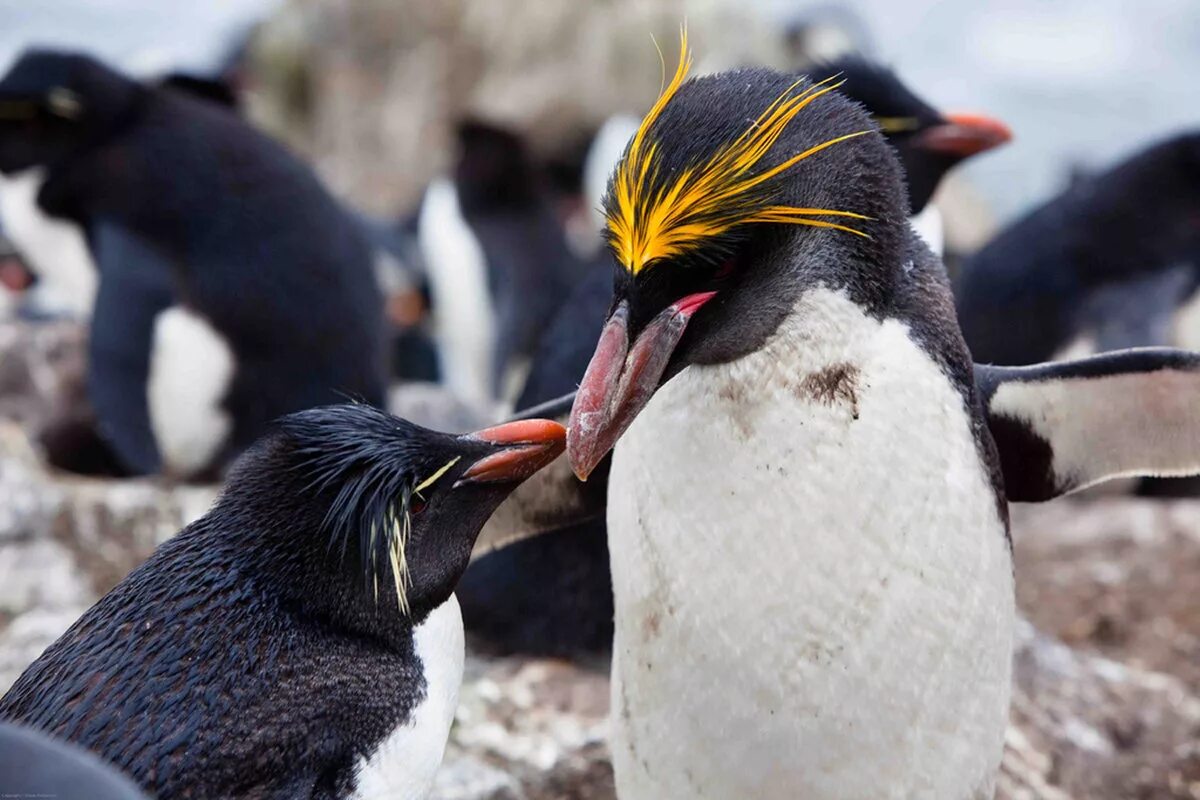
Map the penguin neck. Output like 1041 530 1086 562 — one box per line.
215 502 428 649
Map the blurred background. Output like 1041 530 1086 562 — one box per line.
1 1 1199 798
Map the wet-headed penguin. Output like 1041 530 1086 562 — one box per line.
561 35 1200 798
0 405 565 799
0 50 386 479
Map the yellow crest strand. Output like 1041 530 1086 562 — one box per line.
606 31 871 275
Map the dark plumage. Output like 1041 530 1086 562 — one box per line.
956 132 1200 365
0 404 564 799
816 57 1010 214
0 50 387 478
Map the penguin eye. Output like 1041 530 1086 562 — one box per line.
409 496 428 516
714 257 737 280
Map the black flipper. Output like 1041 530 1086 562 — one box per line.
976 348 1200 502
87 223 175 474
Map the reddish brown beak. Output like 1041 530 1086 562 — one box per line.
567 291 716 481
914 112 1012 158
459 418 566 485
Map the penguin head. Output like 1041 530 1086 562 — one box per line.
567 34 912 480
223 404 565 623
0 50 142 174
818 57 1010 212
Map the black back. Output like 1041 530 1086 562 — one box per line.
957 132 1200 365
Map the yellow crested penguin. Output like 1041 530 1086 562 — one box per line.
564 33 1200 799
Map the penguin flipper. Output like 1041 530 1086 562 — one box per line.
975 348 1200 502
473 391 603 557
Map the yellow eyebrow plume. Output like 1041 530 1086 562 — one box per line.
605 30 871 275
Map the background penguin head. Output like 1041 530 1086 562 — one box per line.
567 39 911 479
0 50 142 175
817 57 1011 213
222 404 565 623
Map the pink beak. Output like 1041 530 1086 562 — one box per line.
567 291 716 480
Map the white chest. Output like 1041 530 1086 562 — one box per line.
351 594 464 800
417 179 497 413
606 289 1013 800
147 306 235 477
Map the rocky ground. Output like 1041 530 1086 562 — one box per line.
3 321 1200 798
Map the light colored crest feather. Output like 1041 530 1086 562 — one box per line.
606 29 871 275
372 456 460 614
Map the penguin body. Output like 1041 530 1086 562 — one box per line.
417 122 587 411
606 283 1010 798
557 44 1200 797
0 405 565 799
0 50 386 478
957 132 1200 365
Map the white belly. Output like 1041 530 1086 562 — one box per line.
352 594 465 800
606 288 1013 800
147 306 235 477
417 179 497 413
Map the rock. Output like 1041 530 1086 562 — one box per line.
0 320 89 438
1012 498 1200 693
1001 620 1200 800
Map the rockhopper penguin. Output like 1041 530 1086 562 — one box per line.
0 405 565 800
561 33 1200 798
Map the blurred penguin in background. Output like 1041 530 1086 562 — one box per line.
417 121 588 413
0 49 386 480
957 131 1200 367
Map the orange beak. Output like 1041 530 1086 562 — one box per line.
915 112 1012 158
459 419 567 484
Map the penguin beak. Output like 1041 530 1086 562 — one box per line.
458 419 567 485
914 112 1012 158
568 291 716 481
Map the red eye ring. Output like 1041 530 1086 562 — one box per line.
714 257 736 279
409 496 428 516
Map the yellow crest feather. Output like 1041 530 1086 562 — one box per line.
606 29 871 275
